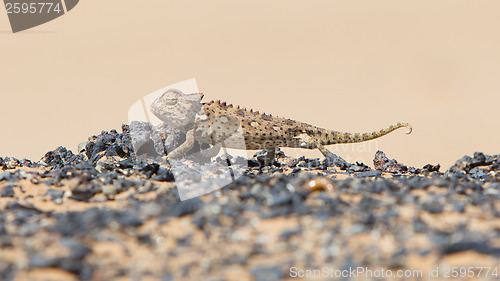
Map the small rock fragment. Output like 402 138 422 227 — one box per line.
0 185 15 197
354 170 382 178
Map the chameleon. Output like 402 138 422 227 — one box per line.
150 89 412 161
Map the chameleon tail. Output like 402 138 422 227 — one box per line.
324 122 412 145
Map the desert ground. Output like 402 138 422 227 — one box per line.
1 125 499 281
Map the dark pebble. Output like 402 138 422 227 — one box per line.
348 162 371 173
169 198 202 217
0 185 15 197
354 170 382 178
323 152 351 170
442 241 500 257
250 266 282 281
422 201 444 214
423 163 440 172
374 150 409 173
153 173 175 182
267 194 293 207
44 189 65 200
0 172 17 182
280 228 302 239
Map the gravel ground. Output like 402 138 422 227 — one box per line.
1 125 499 281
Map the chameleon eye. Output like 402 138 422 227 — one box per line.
166 97 178 105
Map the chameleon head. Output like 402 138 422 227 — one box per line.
150 89 204 128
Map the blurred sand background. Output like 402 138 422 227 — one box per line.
0 0 499 170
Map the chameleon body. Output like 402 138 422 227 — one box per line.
150 89 412 159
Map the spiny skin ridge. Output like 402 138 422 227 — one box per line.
206 100 286 120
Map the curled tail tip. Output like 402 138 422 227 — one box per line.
403 123 412 135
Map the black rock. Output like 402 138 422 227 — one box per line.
413 217 427 233
359 195 382 211
442 241 500 256
0 172 11 182
142 163 160 178
129 121 159 157
169 198 202 217
44 189 65 200
323 153 351 170
374 150 409 173
0 185 15 198
280 228 302 239
422 164 440 172
117 158 134 169
422 201 444 214
250 266 282 281
105 143 129 158
52 208 143 237
469 167 488 180
29 239 92 276
73 161 97 171
453 202 465 213
254 149 276 167
267 194 293 207
448 152 498 173
84 129 135 163
42 146 82 168
0 261 15 281
153 168 175 182
347 162 371 173
354 170 382 178
307 158 321 169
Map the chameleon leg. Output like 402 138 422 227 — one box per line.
263 147 275 166
299 133 332 158
314 140 332 158
167 129 195 159
255 147 276 166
